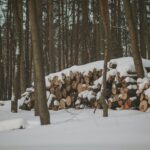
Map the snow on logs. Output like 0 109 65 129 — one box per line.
20 60 150 112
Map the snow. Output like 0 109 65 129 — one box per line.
45 57 150 89
78 90 95 101
94 76 103 86
54 100 59 106
47 93 55 106
110 57 149 77
1 57 150 150
107 69 117 76
0 118 26 132
127 85 137 90
26 87 34 92
96 91 101 100
145 88 150 97
137 78 143 84
147 73 150 78
138 78 150 90
125 77 136 83
45 60 104 88
75 99 80 105
0 101 150 150
129 97 137 101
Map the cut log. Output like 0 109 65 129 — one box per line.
77 83 87 93
139 100 148 112
55 87 62 100
124 99 132 109
62 88 67 98
66 84 71 93
84 75 90 85
59 99 66 109
66 96 72 107
71 81 78 90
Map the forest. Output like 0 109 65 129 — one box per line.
0 0 150 122
0 0 150 149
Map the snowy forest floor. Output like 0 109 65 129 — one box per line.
0 101 150 150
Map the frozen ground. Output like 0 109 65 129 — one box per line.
0 101 150 150
1 57 150 150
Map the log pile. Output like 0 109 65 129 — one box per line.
46 70 102 110
19 63 150 112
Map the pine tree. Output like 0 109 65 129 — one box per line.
29 0 50 125
124 0 144 78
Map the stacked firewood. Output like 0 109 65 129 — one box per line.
108 76 139 110
19 64 150 112
136 77 150 112
47 70 102 110
20 69 103 110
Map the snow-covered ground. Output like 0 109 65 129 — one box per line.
0 101 150 150
1 57 150 150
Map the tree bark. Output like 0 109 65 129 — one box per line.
47 0 55 73
81 0 89 64
11 0 22 112
25 0 31 88
0 27 4 100
74 0 80 65
138 0 147 58
99 0 111 117
18 0 26 94
29 0 50 125
5 0 11 100
110 0 122 58
124 0 144 78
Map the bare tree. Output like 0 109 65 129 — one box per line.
11 0 22 112
138 0 147 58
0 26 4 100
124 0 144 78
99 0 111 117
47 0 55 73
29 0 50 125
81 0 89 64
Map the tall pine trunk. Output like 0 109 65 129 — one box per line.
81 0 89 64
138 0 147 58
47 0 55 73
11 0 22 112
29 0 50 125
124 0 144 78
99 0 111 117
0 27 4 100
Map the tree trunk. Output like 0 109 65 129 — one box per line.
110 0 122 58
5 0 11 100
11 0 22 112
99 0 111 117
18 0 26 94
11 44 20 112
29 0 50 125
65 0 69 68
47 0 55 73
74 0 80 65
81 0 89 64
60 0 65 70
57 1 62 71
0 27 4 100
70 0 75 66
33 53 39 116
25 0 31 88
138 0 147 58
124 0 144 78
